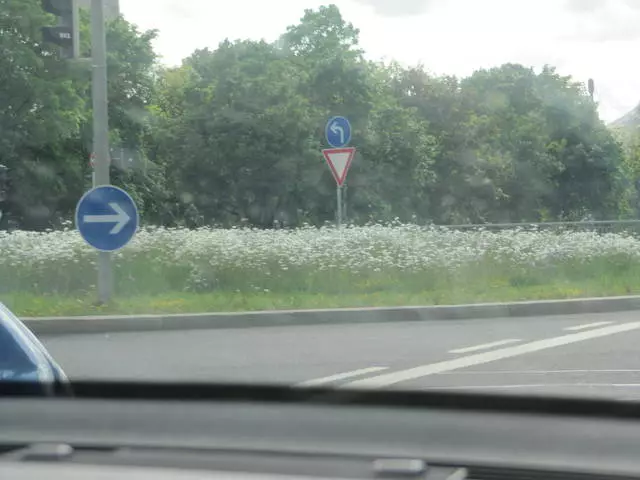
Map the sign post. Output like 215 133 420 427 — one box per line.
336 186 343 228
324 116 355 228
91 0 113 303
77 0 137 304
322 147 356 227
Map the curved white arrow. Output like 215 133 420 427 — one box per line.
83 202 131 234
330 122 345 144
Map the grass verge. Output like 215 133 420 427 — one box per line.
4 226 640 317
6 272 640 317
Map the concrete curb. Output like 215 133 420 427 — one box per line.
22 295 640 335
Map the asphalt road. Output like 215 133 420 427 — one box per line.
39 310 640 399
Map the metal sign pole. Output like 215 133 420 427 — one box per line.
343 184 347 224
336 185 343 228
91 0 112 303
324 116 353 230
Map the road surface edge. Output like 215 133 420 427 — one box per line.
22 295 640 335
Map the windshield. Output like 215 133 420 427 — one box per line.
4 0 640 399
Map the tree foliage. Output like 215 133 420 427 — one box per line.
0 2 631 229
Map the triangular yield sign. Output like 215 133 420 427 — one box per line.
322 147 356 186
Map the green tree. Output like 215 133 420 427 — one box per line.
391 66 503 223
3 2 630 230
0 2 162 228
79 11 163 221
149 40 323 227
349 63 438 223
0 0 86 229
460 64 624 221
279 4 370 121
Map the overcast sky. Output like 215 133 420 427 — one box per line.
120 0 640 123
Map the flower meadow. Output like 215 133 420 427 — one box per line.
1 224 640 301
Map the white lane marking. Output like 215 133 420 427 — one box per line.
447 468 468 480
342 321 640 389
449 339 521 354
564 321 613 331
297 367 388 387
420 383 640 390
438 369 640 375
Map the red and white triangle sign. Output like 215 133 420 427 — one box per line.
322 147 356 186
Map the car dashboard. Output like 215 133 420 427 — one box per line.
1 383 640 480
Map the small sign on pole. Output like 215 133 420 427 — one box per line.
323 147 356 228
322 147 356 187
75 185 139 252
325 116 352 148
323 116 354 228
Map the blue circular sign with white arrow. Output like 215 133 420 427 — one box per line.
325 116 352 148
75 185 139 252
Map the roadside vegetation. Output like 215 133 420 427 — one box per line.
4 225 640 317
5 3 640 317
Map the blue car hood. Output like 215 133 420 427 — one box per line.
0 302 68 391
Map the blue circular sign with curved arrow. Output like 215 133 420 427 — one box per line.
325 116 351 148
75 185 139 252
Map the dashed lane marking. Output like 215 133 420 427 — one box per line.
449 339 521 354
342 322 640 389
297 366 388 387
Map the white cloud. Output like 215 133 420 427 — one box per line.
120 0 640 122
352 0 434 16
561 0 640 42
564 0 607 14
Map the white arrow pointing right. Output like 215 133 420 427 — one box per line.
83 202 131 234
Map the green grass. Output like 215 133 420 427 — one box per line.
6 264 640 317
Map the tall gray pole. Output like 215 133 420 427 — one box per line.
342 184 347 223
336 186 343 228
91 0 113 303
72 0 80 59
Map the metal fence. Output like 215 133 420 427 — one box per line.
443 220 640 235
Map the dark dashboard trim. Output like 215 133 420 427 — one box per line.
3 380 640 419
